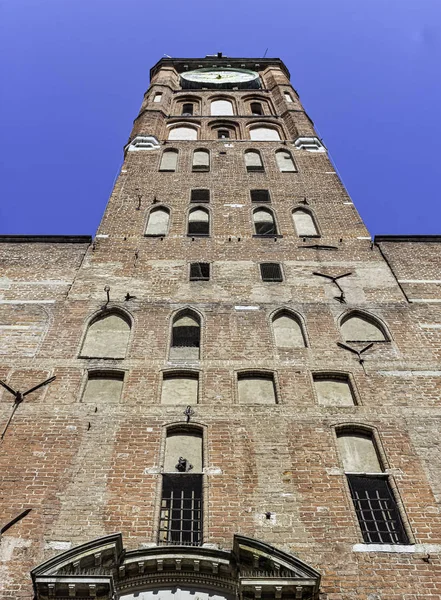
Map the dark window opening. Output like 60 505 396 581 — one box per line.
190 263 210 281
188 221 209 236
191 189 210 203
182 103 194 116
250 102 263 115
260 263 283 282
218 129 230 139
172 325 200 348
159 474 202 546
347 475 409 545
251 189 271 203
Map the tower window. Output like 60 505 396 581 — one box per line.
169 126 198 141
82 371 124 404
170 311 201 360
160 428 203 546
284 92 293 103
190 189 210 203
145 207 170 236
313 373 355 406
238 372 277 404
190 263 210 281
276 149 297 172
249 126 281 141
159 149 178 172
250 102 263 115
253 207 277 236
218 129 230 139
292 208 319 236
161 372 199 405
245 150 264 172
272 311 306 348
337 430 409 545
250 189 270 203
188 207 210 236
153 92 163 103
182 103 194 116
80 311 131 359
341 313 388 342
211 99 234 116
260 263 283 282
192 149 210 172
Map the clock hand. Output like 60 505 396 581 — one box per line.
22 376 56 398
0 380 19 397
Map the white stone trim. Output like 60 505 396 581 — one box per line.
398 279 441 284
235 305 260 310
125 135 160 151
353 543 441 553
409 299 441 303
294 136 326 153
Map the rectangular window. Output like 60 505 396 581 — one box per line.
284 92 293 103
260 263 283 282
154 92 163 103
251 189 271 203
190 189 210 203
218 129 230 139
182 103 194 116
347 475 409 545
190 263 210 281
159 474 203 546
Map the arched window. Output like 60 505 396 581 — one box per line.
341 312 388 342
313 373 355 406
292 208 319 237
80 311 131 359
210 123 237 140
192 149 210 172
276 149 296 172
238 372 277 404
250 102 263 115
188 207 210 237
211 99 234 116
160 427 203 545
145 207 170 237
161 372 199 405
336 429 409 544
272 311 306 348
249 126 281 141
244 150 264 172
170 311 201 360
82 371 124 404
253 207 277 236
159 149 178 172
168 126 197 141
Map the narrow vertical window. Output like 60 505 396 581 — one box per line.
276 150 296 172
253 207 277 236
284 92 293 103
188 207 210 236
272 311 306 348
159 149 178 172
154 92 163 103
182 103 194 116
250 102 263 115
160 428 203 546
145 207 170 237
192 149 210 172
245 150 264 172
337 430 409 545
80 312 131 359
292 209 319 236
170 311 201 360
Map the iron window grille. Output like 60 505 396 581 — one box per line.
347 475 409 545
191 189 210 203
190 263 210 281
260 263 283 282
188 221 209 236
159 474 203 546
251 189 271 203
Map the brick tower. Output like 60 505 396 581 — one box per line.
1 55 441 599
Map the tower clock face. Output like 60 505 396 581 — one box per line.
181 68 260 89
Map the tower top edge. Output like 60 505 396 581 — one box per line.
149 57 290 81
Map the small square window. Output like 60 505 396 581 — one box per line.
218 130 230 139
190 263 210 281
191 189 210 203
260 263 283 282
251 189 271 203
182 103 194 116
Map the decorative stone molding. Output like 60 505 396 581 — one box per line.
294 137 326 153
31 534 321 600
125 135 160 152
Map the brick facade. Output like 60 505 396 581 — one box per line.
1 56 441 599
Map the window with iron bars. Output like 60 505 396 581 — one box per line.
191 189 210 203
159 474 203 546
172 324 200 348
260 263 283 282
190 263 210 281
347 475 409 544
251 189 271 203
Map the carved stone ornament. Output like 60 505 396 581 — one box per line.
31 534 321 600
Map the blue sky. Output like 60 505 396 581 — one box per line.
1 0 440 236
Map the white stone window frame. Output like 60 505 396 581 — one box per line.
294 136 326 153
125 135 160 152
